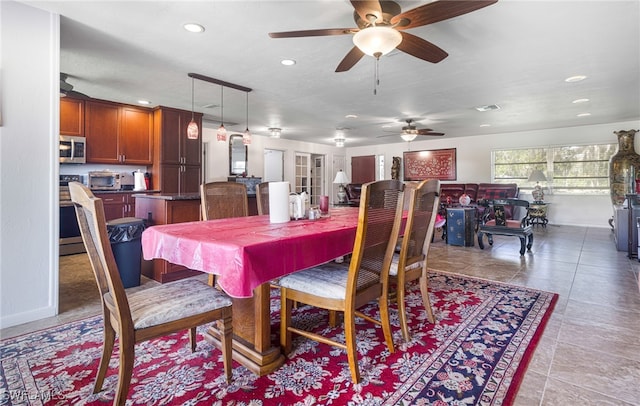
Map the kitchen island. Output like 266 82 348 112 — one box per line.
134 193 202 283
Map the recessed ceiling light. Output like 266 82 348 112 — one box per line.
183 23 205 33
572 98 590 104
475 104 500 112
281 59 296 66
565 75 587 83
345 114 358 118
479 124 491 127
577 113 591 117
138 100 150 105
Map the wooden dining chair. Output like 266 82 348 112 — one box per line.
69 182 233 406
389 178 440 342
278 179 404 383
200 181 249 221
256 181 270 215
200 181 249 285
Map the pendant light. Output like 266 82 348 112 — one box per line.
216 85 227 142
186 77 199 140
242 92 252 145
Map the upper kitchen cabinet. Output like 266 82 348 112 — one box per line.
150 107 203 194
60 97 84 136
85 100 153 165
153 107 202 166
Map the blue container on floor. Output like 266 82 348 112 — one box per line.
446 207 476 247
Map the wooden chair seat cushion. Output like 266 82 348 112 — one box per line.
278 262 379 300
484 219 522 228
389 253 423 276
105 279 232 329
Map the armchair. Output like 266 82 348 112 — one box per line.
477 198 533 255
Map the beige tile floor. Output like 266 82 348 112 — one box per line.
2 224 639 405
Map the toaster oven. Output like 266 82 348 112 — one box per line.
88 171 122 190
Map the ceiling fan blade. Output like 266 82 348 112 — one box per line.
269 28 355 38
391 0 498 30
415 128 434 133
417 131 445 136
335 46 365 72
397 32 448 63
351 0 383 24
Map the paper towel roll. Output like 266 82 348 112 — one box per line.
269 182 290 223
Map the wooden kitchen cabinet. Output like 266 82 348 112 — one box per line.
134 194 202 283
158 164 201 194
151 106 203 193
85 100 153 165
60 97 84 136
94 192 135 221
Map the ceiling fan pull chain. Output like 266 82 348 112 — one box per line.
374 57 380 95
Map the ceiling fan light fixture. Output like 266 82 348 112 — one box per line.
401 133 418 142
353 26 402 57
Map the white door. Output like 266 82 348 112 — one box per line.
295 152 311 195
264 149 284 182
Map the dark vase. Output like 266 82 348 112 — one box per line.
609 129 640 205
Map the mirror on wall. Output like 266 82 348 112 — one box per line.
229 134 248 175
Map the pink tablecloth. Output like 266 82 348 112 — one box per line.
142 207 360 298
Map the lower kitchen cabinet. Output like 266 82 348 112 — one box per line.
134 194 202 283
94 192 135 221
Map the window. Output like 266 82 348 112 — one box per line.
492 143 616 195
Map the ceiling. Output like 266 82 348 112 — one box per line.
25 0 640 147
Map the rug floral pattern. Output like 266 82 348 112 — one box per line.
0 271 557 405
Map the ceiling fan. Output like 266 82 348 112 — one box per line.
268 0 498 72
60 73 90 99
378 119 445 141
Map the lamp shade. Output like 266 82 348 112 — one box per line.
333 170 350 184
528 170 547 182
352 26 402 57
401 133 418 142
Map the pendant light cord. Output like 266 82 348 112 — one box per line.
220 85 224 125
191 78 195 120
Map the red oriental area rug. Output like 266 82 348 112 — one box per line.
0 271 557 405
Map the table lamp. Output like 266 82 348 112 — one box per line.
333 170 350 204
528 169 547 203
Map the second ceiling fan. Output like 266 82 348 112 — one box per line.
378 119 445 141
269 0 498 72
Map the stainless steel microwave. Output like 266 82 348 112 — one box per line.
59 135 86 164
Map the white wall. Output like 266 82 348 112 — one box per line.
347 121 640 228
0 1 60 328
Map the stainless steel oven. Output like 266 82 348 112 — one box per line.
60 174 86 255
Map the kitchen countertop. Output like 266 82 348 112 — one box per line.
132 193 200 201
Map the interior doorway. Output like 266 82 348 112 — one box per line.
264 149 284 181
294 152 326 205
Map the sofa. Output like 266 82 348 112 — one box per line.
439 182 520 219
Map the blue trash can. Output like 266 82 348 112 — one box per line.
106 217 146 288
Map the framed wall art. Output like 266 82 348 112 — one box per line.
403 148 457 181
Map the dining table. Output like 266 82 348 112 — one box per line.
141 206 362 375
